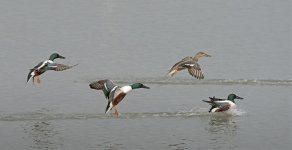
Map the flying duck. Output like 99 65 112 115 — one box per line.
168 51 211 79
27 53 77 84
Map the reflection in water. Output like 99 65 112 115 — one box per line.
168 142 188 150
94 142 124 150
97 78 292 86
23 121 63 150
0 111 210 121
206 114 238 150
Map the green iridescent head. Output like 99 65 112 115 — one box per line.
49 53 65 61
131 83 150 89
227 94 243 102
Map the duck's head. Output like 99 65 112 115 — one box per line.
49 53 65 61
227 94 243 103
131 83 150 89
196 51 211 58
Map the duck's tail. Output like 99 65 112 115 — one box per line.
202 100 212 103
27 69 35 83
209 106 217 113
167 69 177 76
105 101 113 114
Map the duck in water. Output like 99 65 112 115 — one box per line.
202 94 243 113
89 79 150 117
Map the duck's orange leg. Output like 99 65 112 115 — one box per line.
33 76 41 84
36 76 41 83
114 106 120 117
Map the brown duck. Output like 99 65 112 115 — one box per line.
167 52 211 79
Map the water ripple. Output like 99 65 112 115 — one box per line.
87 77 292 86
0 109 245 121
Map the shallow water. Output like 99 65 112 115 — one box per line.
0 0 291 150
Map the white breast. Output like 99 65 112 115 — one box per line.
211 108 219 113
229 102 237 109
120 86 132 93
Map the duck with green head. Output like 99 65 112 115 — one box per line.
89 79 150 117
27 53 77 84
202 94 243 113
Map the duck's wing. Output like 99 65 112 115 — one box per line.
209 97 226 101
212 101 232 112
203 98 231 112
168 57 193 76
90 79 118 99
213 101 231 107
89 79 117 91
103 80 118 92
33 61 46 69
185 62 204 79
202 97 227 105
181 56 193 61
33 60 53 70
111 88 127 105
89 80 108 90
47 63 78 71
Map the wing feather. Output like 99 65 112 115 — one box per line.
48 63 78 71
168 57 194 76
187 67 204 79
89 80 107 90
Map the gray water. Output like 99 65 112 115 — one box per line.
0 0 291 150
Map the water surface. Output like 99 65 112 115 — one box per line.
0 0 291 150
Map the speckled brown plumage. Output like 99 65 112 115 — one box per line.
167 52 211 79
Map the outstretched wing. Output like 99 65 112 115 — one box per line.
89 80 108 90
168 57 193 76
89 79 117 99
187 68 204 79
184 62 204 79
47 63 78 71
96 80 125 114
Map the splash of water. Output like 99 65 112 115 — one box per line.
0 108 246 121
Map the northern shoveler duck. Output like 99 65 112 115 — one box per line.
27 53 77 84
167 52 211 79
202 94 243 113
89 79 150 117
